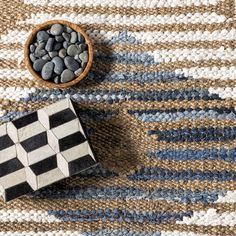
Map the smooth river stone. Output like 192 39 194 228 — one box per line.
77 33 85 43
35 42 45 50
61 69 74 83
67 45 79 57
75 68 83 76
63 41 69 49
62 32 70 42
70 32 77 43
75 46 82 55
30 53 36 62
34 43 47 57
59 48 67 58
30 45 35 53
79 51 88 63
74 54 81 63
37 31 49 42
66 26 73 33
77 43 87 51
55 35 64 42
50 24 64 36
54 76 60 84
41 62 54 80
35 49 47 58
53 42 62 51
49 51 58 58
81 61 87 69
42 54 51 61
45 38 54 52
52 56 64 75
33 59 47 72
64 56 80 71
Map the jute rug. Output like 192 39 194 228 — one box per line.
0 0 235 235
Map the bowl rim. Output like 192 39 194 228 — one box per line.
24 19 93 88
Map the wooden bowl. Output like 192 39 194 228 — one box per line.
24 20 93 88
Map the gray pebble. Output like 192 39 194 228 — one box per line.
79 51 88 63
53 42 62 51
76 43 87 51
30 45 35 53
63 41 69 49
62 32 70 42
54 76 60 84
75 68 83 76
37 31 49 42
74 54 81 63
81 61 87 69
50 24 64 36
70 31 77 43
42 54 51 61
51 73 58 79
66 26 73 33
67 45 79 57
77 32 85 43
45 38 54 52
33 59 47 72
64 56 80 71
49 51 58 58
52 56 64 75
30 53 36 62
59 48 67 58
55 35 64 42
34 42 46 57
35 49 47 58
36 42 45 50
41 62 54 80
61 69 75 83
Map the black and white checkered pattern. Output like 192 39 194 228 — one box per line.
0 98 97 202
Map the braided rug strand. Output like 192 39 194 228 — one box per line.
0 0 235 235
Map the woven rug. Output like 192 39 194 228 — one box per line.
0 0 235 235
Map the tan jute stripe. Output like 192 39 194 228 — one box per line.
64 175 236 191
0 222 234 235
94 59 236 73
18 22 234 33
0 198 235 214
1 79 236 92
19 1 230 17
1 99 236 113
0 40 235 52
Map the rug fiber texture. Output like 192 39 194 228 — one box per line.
0 0 235 235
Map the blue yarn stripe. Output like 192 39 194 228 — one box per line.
128 167 236 181
85 71 188 84
129 107 236 114
129 110 236 122
82 229 161 236
33 186 224 204
78 109 117 121
147 148 236 162
94 52 157 65
109 31 140 44
0 109 117 123
0 111 32 123
149 127 236 142
78 165 117 178
22 89 221 103
48 208 192 223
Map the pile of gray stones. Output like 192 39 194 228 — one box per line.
29 23 89 84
